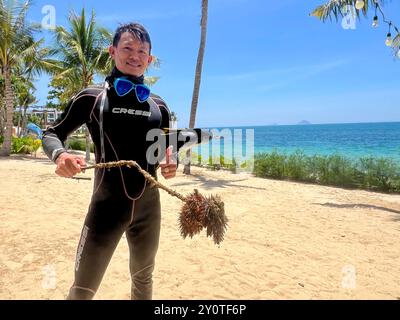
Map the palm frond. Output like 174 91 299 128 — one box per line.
144 76 160 87
150 55 161 69
310 1 398 59
310 0 378 22
51 7 113 88
392 33 400 48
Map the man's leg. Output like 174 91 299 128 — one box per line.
67 196 133 300
125 185 161 300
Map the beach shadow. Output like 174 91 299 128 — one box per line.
316 202 400 214
171 174 266 191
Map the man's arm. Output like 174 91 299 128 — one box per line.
42 91 96 177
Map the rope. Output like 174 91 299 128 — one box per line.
82 160 187 202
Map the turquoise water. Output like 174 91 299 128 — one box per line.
196 122 400 162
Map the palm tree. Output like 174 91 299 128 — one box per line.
15 78 36 137
52 8 112 161
183 0 208 175
46 75 79 111
0 75 5 137
0 0 56 156
310 0 400 57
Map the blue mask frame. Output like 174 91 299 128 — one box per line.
114 77 150 103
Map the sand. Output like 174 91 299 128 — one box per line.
1 152 400 300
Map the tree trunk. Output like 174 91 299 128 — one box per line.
0 67 15 156
183 0 208 175
21 105 28 137
0 106 4 137
16 111 21 137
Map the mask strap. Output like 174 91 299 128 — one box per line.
99 81 109 162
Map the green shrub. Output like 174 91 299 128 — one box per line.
253 151 400 193
171 147 400 193
357 157 400 192
285 150 309 181
308 154 358 187
254 150 286 179
11 136 42 154
66 137 94 153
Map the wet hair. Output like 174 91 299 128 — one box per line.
112 22 152 53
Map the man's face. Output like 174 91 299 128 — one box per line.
109 32 152 77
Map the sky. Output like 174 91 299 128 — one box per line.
25 0 400 127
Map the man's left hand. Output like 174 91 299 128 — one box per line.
160 146 177 179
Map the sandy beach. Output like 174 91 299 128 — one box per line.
0 152 400 300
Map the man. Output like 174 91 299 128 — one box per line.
42 22 177 300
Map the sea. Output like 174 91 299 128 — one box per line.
193 122 400 163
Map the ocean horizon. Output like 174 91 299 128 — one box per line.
193 121 400 162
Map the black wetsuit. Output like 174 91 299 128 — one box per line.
42 68 171 299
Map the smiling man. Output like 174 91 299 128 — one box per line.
42 23 176 300
109 29 153 77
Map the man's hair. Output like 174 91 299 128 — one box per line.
112 23 152 53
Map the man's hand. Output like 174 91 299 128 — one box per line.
160 146 177 179
55 152 86 178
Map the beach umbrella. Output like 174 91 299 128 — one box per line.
26 123 43 139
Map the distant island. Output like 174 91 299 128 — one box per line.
297 120 311 125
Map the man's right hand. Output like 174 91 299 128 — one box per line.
55 152 86 178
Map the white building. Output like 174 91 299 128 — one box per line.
16 106 63 127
